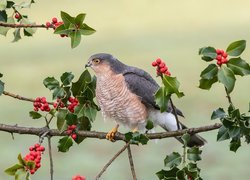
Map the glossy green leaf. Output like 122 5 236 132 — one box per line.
211 108 225 120
79 23 96 35
0 17 14 36
0 80 4 95
26 161 35 170
74 104 85 118
52 87 65 100
57 109 68 132
227 58 250 76
12 28 21 42
181 133 191 146
4 164 24 175
54 24 72 35
17 154 26 166
84 105 97 121
74 117 91 144
21 18 36 36
58 136 73 152
198 76 218 90
228 126 241 138
15 168 27 180
0 10 7 22
230 137 241 152
162 75 184 98
217 125 230 141
217 65 235 93
156 167 179 180
145 120 154 130
29 111 42 119
187 147 202 162
0 0 7 11
43 77 60 90
199 46 217 61
71 70 91 96
164 152 182 168
226 40 246 56
60 72 74 86
65 113 78 125
60 11 75 28
69 30 81 48
154 87 170 112
200 64 218 80
6 1 14 8
75 13 86 25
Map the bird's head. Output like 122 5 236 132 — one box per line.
85 53 125 75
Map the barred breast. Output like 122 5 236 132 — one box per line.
96 72 148 130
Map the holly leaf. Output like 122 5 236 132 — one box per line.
0 10 7 22
199 46 217 61
145 120 154 130
57 109 68 132
79 23 96 35
15 168 27 180
60 72 74 86
200 64 218 80
60 11 75 28
181 133 191 146
187 147 202 162
226 40 246 56
164 152 182 168
156 167 179 180
4 164 24 175
71 70 92 96
65 113 78 125
211 108 225 120
52 87 65 100
230 137 241 152
21 18 36 36
43 77 60 90
58 136 73 152
198 76 218 90
217 125 230 141
12 28 21 42
6 1 15 8
217 65 236 93
154 87 170 112
75 13 86 25
29 111 42 119
84 105 97 121
227 57 250 76
17 154 26 166
69 30 81 48
162 75 184 98
228 126 241 138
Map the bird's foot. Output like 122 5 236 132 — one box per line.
106 125 119 142
132 127 138 133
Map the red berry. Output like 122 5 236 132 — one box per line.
45 22 51 28
217 61 222 66
165 71 171 76
71 133 77 140
34 107 39 112
71 125 77 130
72 175 86 180
53 102 58 108
41 97 46 104
30 169 36 174
151 61 157 67
216 49 222 54
216 55 222 61
52 17 58 24
222 52 228 58
66 129 72 135
160 67 167 73
159 62 166 68
35 97 41 102
36 163 41 168
221 58 228 64
35 143 40 149
69 97 74 103
15 13 20 19
156 58 162 64
37 146 45 152
60 102 65 108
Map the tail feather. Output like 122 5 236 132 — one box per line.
149 110 207 147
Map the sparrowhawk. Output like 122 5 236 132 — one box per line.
85 53 206 147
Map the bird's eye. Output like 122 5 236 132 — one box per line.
93 59 100 64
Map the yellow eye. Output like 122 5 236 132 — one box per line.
93 59 100 64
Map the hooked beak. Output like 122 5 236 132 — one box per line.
85 61 92 68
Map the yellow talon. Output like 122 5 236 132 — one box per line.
106 124 119 142
132 127 138 133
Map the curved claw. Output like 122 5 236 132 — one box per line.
106 124 119 142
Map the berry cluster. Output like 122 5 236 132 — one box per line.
72 175 86 180
66 125 77 140
53 98 65 109
33 97 51 112
45 17 67 37
152 58 171 76
67 97 79 113
216 49 228 66
23 144 45 175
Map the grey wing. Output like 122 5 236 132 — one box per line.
123 66 184 117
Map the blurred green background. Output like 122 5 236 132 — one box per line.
1 0 250 179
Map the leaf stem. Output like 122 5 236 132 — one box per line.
224 87 234 107
170 97 181 130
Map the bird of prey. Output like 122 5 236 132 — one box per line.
85 53 206 147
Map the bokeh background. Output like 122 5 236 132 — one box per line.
1 0 250 179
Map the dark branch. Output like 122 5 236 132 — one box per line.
169 97 181 130
0 22 52 28
127 145 137 180
48 137 54 180
95 143 130 180
0 123 222 141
